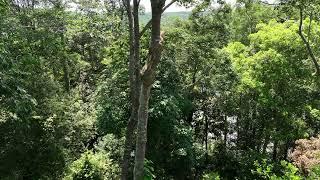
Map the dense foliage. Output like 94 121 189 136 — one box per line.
1 0 320 179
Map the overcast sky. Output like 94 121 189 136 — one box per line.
140 0 278 12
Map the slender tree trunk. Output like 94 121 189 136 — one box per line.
273 140 278 161
121 0 141 179
224 114 228 148
62 58 70 92
237 93 242 146
187 61 198 124
59 21 69 92
282 140 291 159
134 1 164 179
204 114 208 162
121 0 135 177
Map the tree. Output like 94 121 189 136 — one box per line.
120 0 193 179
280 0 320 76
120 0 141 179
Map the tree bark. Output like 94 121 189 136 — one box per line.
134 84 151 180
121 0 141 179
133 1 165 179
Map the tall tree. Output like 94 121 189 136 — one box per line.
134 0 166 177
121 0 141 179
280 0 320 76
120 0 187 179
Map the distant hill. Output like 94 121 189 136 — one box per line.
139 11 191 25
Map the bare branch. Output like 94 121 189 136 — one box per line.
162 0 177 13
139 21 152 39
260 1 280 6
298 6 320 76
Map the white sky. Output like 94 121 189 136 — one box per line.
140 0 278 12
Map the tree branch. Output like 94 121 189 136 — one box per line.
298 6 320 76
139 0 177 38
140 21 152 39
162 0 177 13
260 1 279 6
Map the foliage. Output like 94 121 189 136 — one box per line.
144 159 156 180
1 0 320 179
202 171 220 180
63 151 119 180
231 0 278 44
253 160 302 180
96 134 125 163
308 165 320 179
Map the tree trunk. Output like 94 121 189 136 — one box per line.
134 84 151 180
59 26 69 92
133 1 164 179
121 0 141 179
272 140 278 161
237 93 242 147
56 41 69 92
62 58 70 92
204 114 208 162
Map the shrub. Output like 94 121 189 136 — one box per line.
202 171 220 180
253 159 302 180
308 165 320 179
63 151 119 180
290 136 320 175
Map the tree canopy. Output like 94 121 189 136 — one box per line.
1 0 320 179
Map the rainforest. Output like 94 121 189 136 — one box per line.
1 0 320 179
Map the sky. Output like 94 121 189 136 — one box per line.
140 0 278 12
140 0 235 12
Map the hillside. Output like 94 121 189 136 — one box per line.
140 11 191 25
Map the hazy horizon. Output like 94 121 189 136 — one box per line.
140 0 278 12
